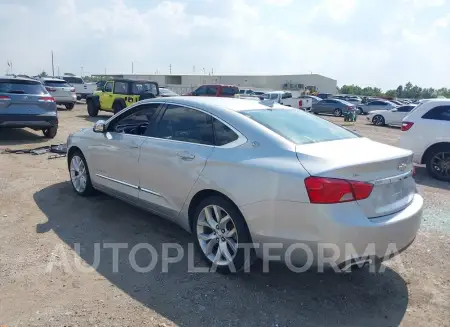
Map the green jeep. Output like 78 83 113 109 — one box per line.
86 79 160 117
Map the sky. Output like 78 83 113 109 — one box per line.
1 0 449 90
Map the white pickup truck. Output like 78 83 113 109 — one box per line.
260 91 313 111
60 75 97 100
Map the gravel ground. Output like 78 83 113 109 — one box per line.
0 105 449 327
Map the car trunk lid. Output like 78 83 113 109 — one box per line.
296 137 416 218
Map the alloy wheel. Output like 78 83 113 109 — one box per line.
70 155 87 193
372 115 384 126
196 205 238 266
430 152 450 178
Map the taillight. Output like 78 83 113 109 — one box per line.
39 96 55 102
298 100 303 107
304 176 373 204
401 122 414 131
0 95 11 100
70 87 76 93
412 166 416 177
46 87 56 92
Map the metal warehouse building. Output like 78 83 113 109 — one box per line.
92 73 338 95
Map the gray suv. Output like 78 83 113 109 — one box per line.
0 76 58 138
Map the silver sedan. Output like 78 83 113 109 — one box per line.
67 97 423 273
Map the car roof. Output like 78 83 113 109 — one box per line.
0 75 40 82
109 79 157 83
41 77 66 82
265 91 287 94
142 96 287 112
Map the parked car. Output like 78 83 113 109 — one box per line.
159 87 179 97
400 99 450 181
311 98 356 116
239 88 255 96
186 84 239 97
367 104 416 126
67 96 422 273
360 100 398 114
261 91 313 110
316 93 332 99
86 79 160 116
299 95 322 105
41 77 77 110
60 75 97 100
0 76 58 138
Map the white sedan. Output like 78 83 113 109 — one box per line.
367 104 416 126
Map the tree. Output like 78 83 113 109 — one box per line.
38 71 48 77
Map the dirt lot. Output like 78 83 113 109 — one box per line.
0 104 449 327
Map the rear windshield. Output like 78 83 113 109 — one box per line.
63 77 83 84
0 79 46 95
44 80 71 87
132 82 158 95
241 109 359 145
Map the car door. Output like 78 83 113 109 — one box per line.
192 85 207 96
389 105 413 124
138 104 215 219
206 85 218 97
89 103 163 201
100 81 114 110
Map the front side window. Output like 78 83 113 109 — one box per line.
206 86 217 96
195 86 207 95
109 104 160 135
114 81 128 94
422 105 450 121
156 105 214 145
104 82 113 92
241 108 359 145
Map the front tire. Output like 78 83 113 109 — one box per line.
358 107 364 115
193 196 254 274
113 102 124 115
42 126 57 138
68 150 95 196
333 108 342 117
425 145 450 182
372 115 385 126
87 99 99 117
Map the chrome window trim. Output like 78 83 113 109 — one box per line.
96 174 139 189
140 187 162 197
103 100 248 148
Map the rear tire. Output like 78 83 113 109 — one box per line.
333 108 342 117
192 196 254 274
425 145 450 182
372 115 385 126
113 102 124 115
358 107 364 115
42 126 57 138
87 99 99 117
65 103 74 110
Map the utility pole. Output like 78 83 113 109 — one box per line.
193 65 195 74
132 62 134 74
57 66 60 77
51 51 54 77
81 65 84 77
211 68 214 75
202 68 206 75
169 64 172 74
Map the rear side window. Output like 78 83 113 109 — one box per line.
282 92 292 99
63 77 83 84
156 105 214 145
0 79 46 95
421 105 450 121
221 87 238 96
241 109 358 145
44 80 70 87
213 119 239 146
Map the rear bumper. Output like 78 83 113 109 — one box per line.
54 95 77 104
0 114 58 129
240 193 423 267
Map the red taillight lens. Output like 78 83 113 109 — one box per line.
39 96 55 102
46 87 56 92
70 87 76 93
304 177 373 204
298 100 303 107
0 95 11 100
401 122 414 131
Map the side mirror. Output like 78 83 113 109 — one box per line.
93 120 106 133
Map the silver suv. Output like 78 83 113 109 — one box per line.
41 78 77 110
0 76 58 138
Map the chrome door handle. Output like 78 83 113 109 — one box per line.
177 151 195 160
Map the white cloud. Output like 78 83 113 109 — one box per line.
0 0 449 90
